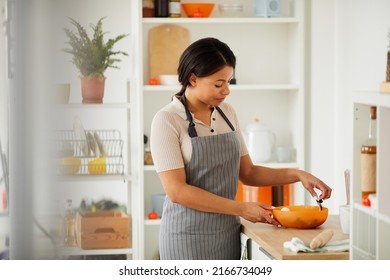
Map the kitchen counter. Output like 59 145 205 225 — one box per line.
241 215 349 260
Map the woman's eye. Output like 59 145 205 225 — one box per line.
215 84 223 88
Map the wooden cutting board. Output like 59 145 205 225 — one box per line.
148 24 190 79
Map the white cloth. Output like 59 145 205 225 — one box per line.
283 237 349 253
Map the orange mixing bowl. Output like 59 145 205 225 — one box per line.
273 205 328 229
181 3 215 18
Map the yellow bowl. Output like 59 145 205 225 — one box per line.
273 205 328 229
58 157 81 175
181 3 215 18
88 157 107 175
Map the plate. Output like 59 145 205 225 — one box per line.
73 117 90 156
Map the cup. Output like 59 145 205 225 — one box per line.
55 83 70 104
339 204 350 234
276 146 292 162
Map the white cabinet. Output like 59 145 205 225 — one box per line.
54 101 136 259
130 0 306 259
248 239 273 260
351 91 390 259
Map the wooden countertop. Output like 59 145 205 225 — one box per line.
241 215 349 260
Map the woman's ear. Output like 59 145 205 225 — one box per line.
189 73 197 87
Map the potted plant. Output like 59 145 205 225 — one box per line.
62 17 128 103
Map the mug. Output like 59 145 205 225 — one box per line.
339 204 350 234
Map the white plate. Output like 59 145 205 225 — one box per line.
73 117 89 156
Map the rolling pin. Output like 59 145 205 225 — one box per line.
310 229 334 249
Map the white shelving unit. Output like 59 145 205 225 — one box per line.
130 0 306 259
53 96 136 259
351 90 390 259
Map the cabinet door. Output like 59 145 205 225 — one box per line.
248 239 274 260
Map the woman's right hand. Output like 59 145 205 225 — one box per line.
239 202 281 227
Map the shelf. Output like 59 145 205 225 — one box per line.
136 0 306 260
353 91 390 108
353 201 377 217
144 162 300 171
59 246 132 256
143 84 300 93
143 17 300 24
56 174 132 182
144 165 155 171
144 219 161 226
56 103 131 109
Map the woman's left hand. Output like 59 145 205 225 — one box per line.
297 170 332 201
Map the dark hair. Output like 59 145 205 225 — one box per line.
176 37 236 96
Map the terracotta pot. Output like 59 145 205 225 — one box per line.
80 76 106 104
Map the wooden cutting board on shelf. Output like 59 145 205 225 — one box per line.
148 24 190 79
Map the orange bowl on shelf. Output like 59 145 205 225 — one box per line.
181 3 215 18
272 205 328 229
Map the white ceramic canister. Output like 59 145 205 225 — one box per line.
245 118 275 163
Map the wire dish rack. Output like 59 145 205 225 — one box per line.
54 130 124 176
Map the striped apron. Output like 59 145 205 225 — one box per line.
159 94 241 260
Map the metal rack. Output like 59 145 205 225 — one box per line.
54 130 124 176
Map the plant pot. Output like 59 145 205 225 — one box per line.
80 76 106 104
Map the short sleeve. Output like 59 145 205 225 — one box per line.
150 110 185 173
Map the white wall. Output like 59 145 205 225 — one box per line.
310 0 390 213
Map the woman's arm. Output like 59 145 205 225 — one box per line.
158 168 279 225
239 155 332 201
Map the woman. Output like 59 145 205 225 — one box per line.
150 37 332 260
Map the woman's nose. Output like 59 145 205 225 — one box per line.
221 84 230 95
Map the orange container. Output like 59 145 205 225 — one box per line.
273 205 328 229
181 3 215 17
236 181 291 206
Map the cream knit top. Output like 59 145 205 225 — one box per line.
150 96 248 173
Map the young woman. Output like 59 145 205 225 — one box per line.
150 37 332 260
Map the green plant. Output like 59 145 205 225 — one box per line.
62 17 128 78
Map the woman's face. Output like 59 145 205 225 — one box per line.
190 66 234 107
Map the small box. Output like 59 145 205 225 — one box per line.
76 211 130 249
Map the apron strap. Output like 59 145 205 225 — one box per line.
215 107 236 132
181 94 198 138
180 94 235 138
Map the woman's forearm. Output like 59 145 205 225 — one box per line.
240 165 301 186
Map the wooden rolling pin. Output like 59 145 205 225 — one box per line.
310 229 334 249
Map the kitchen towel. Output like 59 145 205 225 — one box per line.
284 237 349 253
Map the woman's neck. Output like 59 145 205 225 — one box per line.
184 91 213 125
184 91 212 114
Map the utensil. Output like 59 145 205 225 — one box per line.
316 198 323 211
344 169 350 205
149 24 189 80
